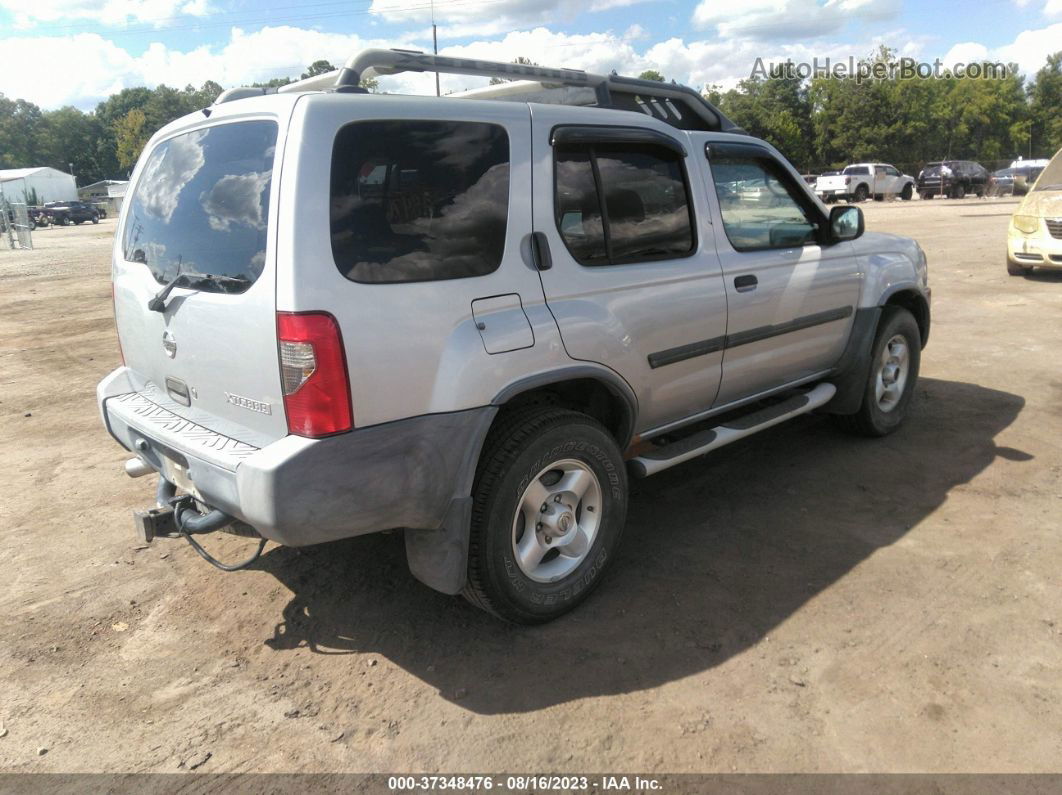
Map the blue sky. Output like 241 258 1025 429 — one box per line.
1 0 1060 109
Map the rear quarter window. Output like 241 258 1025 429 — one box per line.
123 120 278 292
329 120 510 284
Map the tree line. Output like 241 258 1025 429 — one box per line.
0 60 361 186
705 47 1062 172
1 50 1059 188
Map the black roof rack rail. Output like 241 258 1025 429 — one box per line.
216 48 743 133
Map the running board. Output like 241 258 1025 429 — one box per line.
629 383 837 478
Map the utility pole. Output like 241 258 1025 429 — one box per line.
432 0 440 96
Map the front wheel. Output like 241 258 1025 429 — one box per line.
464 407 628 623
951 184 966 199
833 307 921 437
901 183 913 200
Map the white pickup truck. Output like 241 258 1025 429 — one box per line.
816 163 916 203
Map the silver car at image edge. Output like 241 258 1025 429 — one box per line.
97 49 931 623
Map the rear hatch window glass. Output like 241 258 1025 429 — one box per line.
122 120 278 293
329 120 510 284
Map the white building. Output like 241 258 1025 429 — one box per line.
78 179 129 215
0 167 78 205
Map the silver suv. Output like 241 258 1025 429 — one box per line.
98 50 930 623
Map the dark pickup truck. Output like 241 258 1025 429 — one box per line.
44 200 100 225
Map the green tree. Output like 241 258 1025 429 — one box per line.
0 95 46 168
638 69 665 82
39 106 107 184
115 108 149 171
301 60 336 79
1028 51 1062 157
716 68 814 168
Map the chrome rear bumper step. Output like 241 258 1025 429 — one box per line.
629 382 837 477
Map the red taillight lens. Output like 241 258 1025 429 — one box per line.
276 312 352 437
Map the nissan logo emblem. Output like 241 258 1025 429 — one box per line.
162 330 177 358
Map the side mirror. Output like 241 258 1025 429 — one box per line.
829 205 864 243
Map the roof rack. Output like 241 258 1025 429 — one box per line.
215 48 742 133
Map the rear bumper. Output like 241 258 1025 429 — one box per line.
98 367 496 547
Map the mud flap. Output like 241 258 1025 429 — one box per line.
404 496 473 595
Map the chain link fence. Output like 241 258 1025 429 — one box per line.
1 198 34 250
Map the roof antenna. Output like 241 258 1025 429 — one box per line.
432 0 440 97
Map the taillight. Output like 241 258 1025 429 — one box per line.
112 283 125 365
276 312 352 437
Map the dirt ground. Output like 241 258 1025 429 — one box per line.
1 197 1060 775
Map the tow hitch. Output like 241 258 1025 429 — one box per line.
133 476 266 571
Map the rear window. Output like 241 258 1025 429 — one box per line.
123 120 277 292
330 120 510 284
843 166 869 175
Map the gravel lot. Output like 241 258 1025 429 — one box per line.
1 199 1060 774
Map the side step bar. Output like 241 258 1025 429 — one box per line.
629 383 837 477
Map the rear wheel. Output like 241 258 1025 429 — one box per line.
833 307 921 437
463 407 628 624
91 214 99 224
852 183 869 203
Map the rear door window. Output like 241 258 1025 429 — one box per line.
123 120 277 292
554 141 694 266
330 120 510 284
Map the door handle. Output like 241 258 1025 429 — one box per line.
531 232 552 271
734 274 758 292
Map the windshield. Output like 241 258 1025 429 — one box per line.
122 120 278 292
1032 152 1062 191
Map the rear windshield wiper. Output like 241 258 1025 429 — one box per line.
148 272 251 312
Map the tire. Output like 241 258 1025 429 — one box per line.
28 219 36 231
832 307 921 438
1007 259 1030 276
873 193 884 202
91 214 99 224
951 184 966 199
463 407 628 624
852 183 869 203
901 183 913 201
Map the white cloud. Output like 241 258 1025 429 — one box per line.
692 0 901 40
1044 0 1062 16
0 27 421 109
370 0 658 38
1 17 1060 112
993 22 1062 75
0 0 210 28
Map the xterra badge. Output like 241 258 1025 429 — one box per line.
225 392 272 415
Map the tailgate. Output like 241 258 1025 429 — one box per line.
816 176 847 191
113 118 287 447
